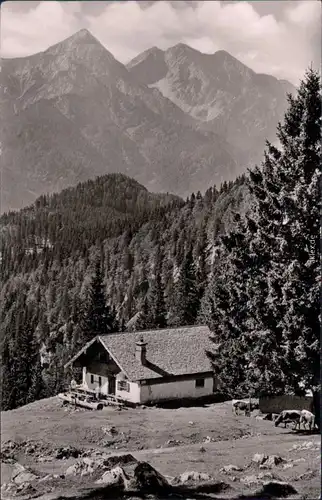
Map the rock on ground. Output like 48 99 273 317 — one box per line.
252 453 285 468
174 471 213 483
241 472 275 485
11 463 38 484
252 453 268 465
220 465 243 473
65 457 97 476
133 462 170 492
65 453 137 477
95 466 127 486
54 446 80 459
260 455 285 468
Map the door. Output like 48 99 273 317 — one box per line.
108 376 116 395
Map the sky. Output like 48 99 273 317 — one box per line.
1 0 321 84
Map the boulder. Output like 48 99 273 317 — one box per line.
11 463 38 485
65 454 137 478
132 462 170 492
175 471 212 484
95 466 127 486
241 472 275 486
65 458 96 476
102 426 118 436
220 465 242 473
55 446 80 459
252 453 285 468
252 453 268 465
259 455 285 468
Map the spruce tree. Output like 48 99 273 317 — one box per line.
205 69 321 419
80 259 117 343
136 295 152 331
169 247 200 326
244 69 321 408
148 247 167 329
195 226 209 305
1 335 15 410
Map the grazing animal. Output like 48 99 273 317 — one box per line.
299 410 316 431
263 413 279 421
274 410 301 430
232 399 257 415
232 400 248 415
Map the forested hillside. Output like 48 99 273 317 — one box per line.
0 171 248 409
1 69 319 423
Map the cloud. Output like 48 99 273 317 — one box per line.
1 1 82 56
1 0 320 84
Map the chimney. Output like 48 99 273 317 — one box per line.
135 336 147 365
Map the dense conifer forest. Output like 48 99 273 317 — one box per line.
0 168 247 408
0 70 320 423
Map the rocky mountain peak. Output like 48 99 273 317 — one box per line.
47 28 102 52
126 46 164 70
42 28 126 81
165 43 200 60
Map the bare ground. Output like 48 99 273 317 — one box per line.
1 397 320 499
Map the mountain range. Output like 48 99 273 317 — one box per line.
0 29 295 213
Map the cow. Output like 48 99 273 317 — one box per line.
274 410 301 430
299 410 316 431
232 399 257 415
263 413 279 421
232 400 248 415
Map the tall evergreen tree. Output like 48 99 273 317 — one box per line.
80 259 117 343
1 335 15 410
148 247 167 329
195 226 209 305
169 247 200 326
204 69 321 421
136 295 152 331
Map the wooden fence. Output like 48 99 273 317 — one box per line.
259 395 313 414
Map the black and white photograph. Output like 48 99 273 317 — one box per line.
0 1 321 498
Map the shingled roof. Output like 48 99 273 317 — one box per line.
98 325 216 381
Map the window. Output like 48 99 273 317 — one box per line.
90 374 94 384
117 380 130 392
98 376 102 387
195 378 205 388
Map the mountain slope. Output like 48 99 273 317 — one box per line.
1 30 237 213
127 44 296 166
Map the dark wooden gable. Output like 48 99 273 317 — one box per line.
74 339 121 377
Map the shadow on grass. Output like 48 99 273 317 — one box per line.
52 481 234 499
282 428 320 436
148 393 229 410
293 428 320 435
53 481 297 500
